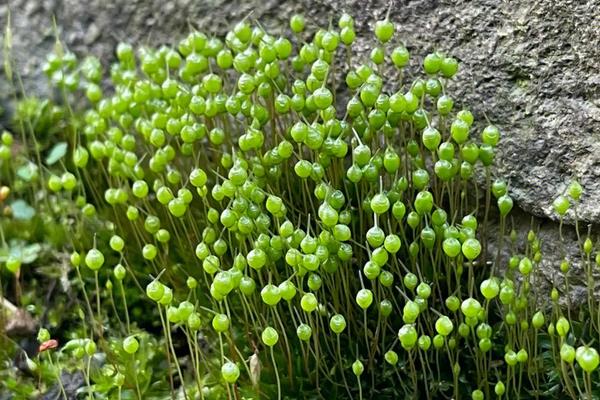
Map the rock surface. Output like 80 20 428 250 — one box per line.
1 0 599 301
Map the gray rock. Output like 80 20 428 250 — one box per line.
42 370 85 400
1 0 599 302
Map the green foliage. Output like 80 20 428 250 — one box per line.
1 10 599 400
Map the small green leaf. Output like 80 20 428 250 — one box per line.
21 243 42 263
16 162 38 182
62 339 87 352
11 199 35 220
45 142 68 165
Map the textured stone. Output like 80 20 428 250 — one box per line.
0 0 599 302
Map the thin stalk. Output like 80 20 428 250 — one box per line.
270 346 282 400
